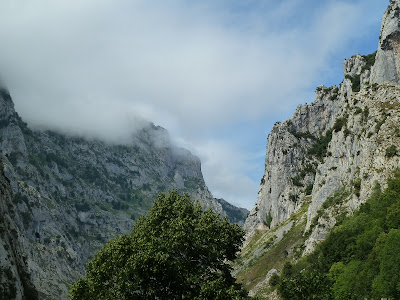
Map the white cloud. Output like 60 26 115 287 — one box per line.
0 0 387 209
192 139 261 209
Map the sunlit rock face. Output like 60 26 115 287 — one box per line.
371 0 400 84
245 0 400 252
0 157 37 300
240 1 400 298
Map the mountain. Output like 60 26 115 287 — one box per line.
237 0 400 297
0 88 248 299
214 197 249 226
0 157 38 299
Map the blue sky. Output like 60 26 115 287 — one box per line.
0 0 388 209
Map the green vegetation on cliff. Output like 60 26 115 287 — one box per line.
275 171 400 300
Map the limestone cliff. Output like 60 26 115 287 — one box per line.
0 157 38 300
371 0 400 84
0 88 248 299
245 0 400 241
238 3 400 297
244 53 400 235
243 2 400 294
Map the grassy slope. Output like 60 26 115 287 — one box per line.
234 201 310 294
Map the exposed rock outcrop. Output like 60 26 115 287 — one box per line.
371 0 400 84
0 156 38 300
214 198 249 227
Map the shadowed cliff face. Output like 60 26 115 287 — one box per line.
371 0 400 84
0 88 247 299
0 157 38 300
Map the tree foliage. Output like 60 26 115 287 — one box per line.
68 190 248 299
307 129 333 160
276 171 400 300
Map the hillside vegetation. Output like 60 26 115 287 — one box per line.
273 171 400 299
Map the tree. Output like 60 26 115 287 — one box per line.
278 271 332 300
372 229 400 299
68 190 248 299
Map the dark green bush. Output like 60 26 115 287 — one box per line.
265 210 273 228
353 178 362 197
361 51 377 73
305 184 313 195
385 145 397 157
345 74 361 92
308 129 333 160
354 107 362 114
333 115 348 132
269 273 280 287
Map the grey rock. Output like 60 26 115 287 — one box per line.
0 156 37 300
241 2 400 297
370 0 400 84
214 198 249 228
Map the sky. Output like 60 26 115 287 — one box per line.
0 0 388 210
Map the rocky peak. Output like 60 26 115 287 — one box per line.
0 89 27 157
370 0 400 83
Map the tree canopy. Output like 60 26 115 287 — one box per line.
276 171 400 300
68 190 248 299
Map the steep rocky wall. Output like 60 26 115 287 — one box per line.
241 1 400 296
371 0 400 84
245 85 341 233
245 19 400 253
0 157 38 300
304 82 400 250
245 51 385 246
240 79 400 296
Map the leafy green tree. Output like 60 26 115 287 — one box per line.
68 190 248 300
278 271 332 300
330 260 363 300
372 229 400 299
281 262 293 278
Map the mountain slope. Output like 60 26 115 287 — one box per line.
0 88 248 299
239 0 400 297
276 171 400 299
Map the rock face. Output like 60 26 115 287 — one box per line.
214 198 249 227
371 0 400 84
0 88 248 299
245 0 400 254
0 157 37 300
